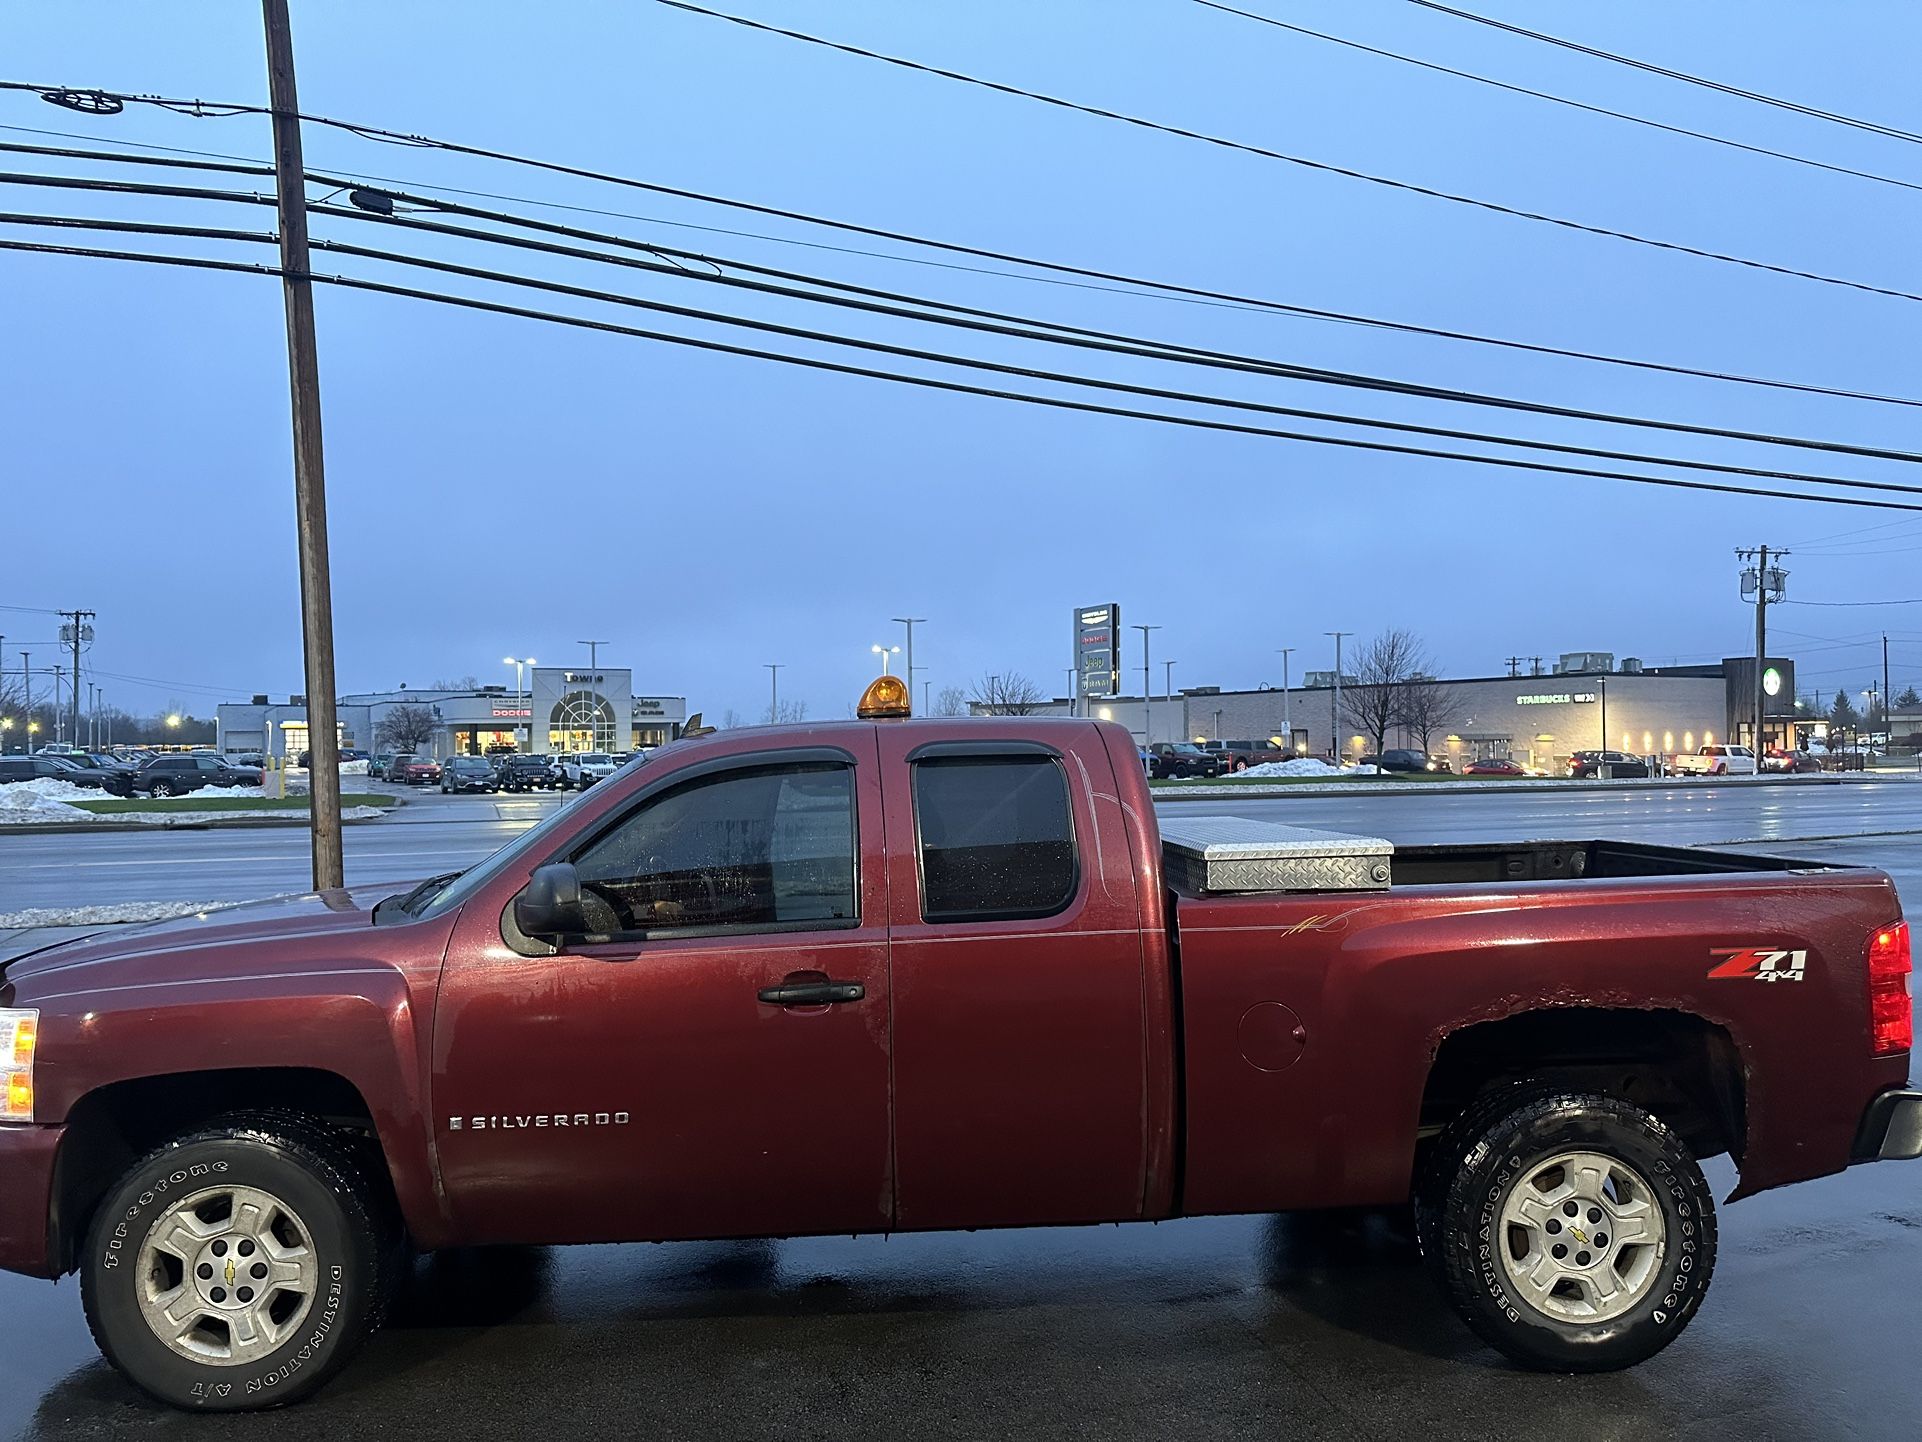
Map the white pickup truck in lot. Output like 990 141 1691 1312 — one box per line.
1670 744 1758 777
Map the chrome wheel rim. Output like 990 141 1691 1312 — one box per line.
135 1184 319 1365
1496 1150 1666 1324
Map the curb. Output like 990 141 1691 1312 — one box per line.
1150 773 1863 801
0 812 396 835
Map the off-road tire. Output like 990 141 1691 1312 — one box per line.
1428 1088 1716 1372
81 1111 394 1411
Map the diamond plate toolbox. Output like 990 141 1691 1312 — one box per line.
1159 815 1393 893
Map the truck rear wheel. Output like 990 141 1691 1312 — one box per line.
80 1112 391 1411
1428 1088 1716 1371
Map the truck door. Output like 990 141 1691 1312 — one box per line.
433 740 894 1245
874 731 1150 1229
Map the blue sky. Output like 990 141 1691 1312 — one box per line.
3 1 1919 721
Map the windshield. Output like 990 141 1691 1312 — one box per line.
451 757 488 770
581 754 612 766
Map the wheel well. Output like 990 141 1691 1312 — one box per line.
49 1068 395 1275
1420 1007 1746 1163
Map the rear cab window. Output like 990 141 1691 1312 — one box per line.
912 753 1078 922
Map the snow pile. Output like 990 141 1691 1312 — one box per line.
1237 758 1380 779
0 788 92 823
0 900 234 929
142 786 271 801
5 777 108 802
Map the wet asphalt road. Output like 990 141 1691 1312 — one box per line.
5 781 1922 1437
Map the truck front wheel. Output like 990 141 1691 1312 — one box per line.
80 1112 392 1411
1429 1089 1716 1371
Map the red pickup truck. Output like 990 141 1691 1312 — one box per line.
2 698 1918 1411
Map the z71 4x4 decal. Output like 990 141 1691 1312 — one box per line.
1708 947 1809 982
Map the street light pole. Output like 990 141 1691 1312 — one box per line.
892 617 925 712
1132 624 1161 743
263 0 344 891
503 657 536 751
578 641 609 749
1326 631 1351 760
765 663 783 723
1277 646 1295 749
870 644 901 676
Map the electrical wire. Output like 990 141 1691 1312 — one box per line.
651 1 1922 304
1406 1 1922 147
10 195 1922 494
5 113 1922 409
1193 1 1922 193
9 159 1920 469
8 233 1922 515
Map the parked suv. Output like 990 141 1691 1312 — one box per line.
440 756 497 794
1567 749 1651 779
560 753 619 789
494 754 558 792
1146 742 1223 780
127 755 240 797
390 756 443 787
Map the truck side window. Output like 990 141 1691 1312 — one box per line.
913 755 1077 922
573 761 857 934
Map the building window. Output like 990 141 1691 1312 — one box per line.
549 689 616 753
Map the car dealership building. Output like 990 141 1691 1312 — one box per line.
215 667 687 760
1011 651 1803 770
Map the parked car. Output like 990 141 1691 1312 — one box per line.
1201 740 1293 772
494 754 558 793
1146 742 1224 779
132 753 258 795
390 756 442 787
6 712 1920 1410
1358 749 1432 773
560 753 619 789
0 754 133 795
1462 757 1526 777
1567 749 1651 780
1671 744 1758 777
440 756 497 794
1762 749 1823 774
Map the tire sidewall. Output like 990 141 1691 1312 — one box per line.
84 1133 376 1411
1445 1102 1714 1370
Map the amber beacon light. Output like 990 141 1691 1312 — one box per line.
858 674 912 719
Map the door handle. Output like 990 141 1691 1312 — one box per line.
757 981 865 1006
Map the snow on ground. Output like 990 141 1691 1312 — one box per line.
99 805 388 826
1236 758 1381 778
4 778 103 802
0 788 93 822
0 900 237 929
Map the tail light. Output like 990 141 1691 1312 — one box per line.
1868 921 1912 1056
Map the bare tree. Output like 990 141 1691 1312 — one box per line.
933 685 968 717
718 708 744 730
973 672 1047 716
765 698 809 725
1400 673 1465 756
376 702 438 753
1342 630 1425 760
430 675 480 691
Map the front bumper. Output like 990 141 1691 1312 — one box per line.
1853 1088 1922 1162
0 1123 65 1277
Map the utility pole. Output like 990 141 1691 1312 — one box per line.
892 617 925 714
1884 634 1892 738
1132 624 1161 743
51 665 64 745
1737 546 1787 753
264 0 343 890
1326 631 1352 760
765 663 782 723
1505 656 1522 678
59 609 93 747
1277 647 1294 749
19 652 30 750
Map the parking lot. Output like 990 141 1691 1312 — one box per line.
4 780 1922 1439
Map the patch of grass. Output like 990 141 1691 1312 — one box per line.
1150 770 1484 788
72 792 398 814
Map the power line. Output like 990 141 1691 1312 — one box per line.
1406 1 1922 147
6 108 1922 410
1784 599 1922 608
1193 1 1922 192
652 1 1922 304
10 233 1922 515
12 198 1922 497
10 159 1922 470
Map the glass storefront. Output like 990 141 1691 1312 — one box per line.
548 690 617 753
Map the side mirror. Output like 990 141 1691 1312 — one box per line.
516 862 587 939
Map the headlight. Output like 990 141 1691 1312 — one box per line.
0 1010 38 1122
